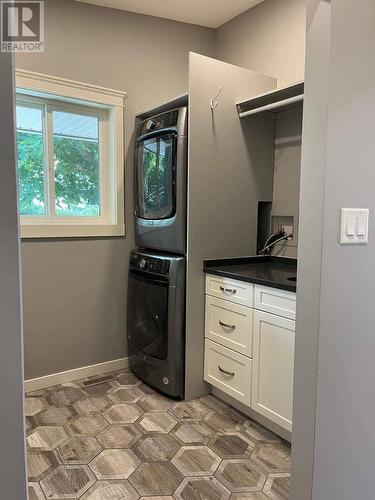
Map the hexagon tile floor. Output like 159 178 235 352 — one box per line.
26 369 291 499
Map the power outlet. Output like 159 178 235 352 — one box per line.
281 225 294 236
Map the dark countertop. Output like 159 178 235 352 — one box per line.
203 256 297 292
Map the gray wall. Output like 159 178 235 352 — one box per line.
215 0 306 87
16 0 215 379
271 108 303 258
186 53 276 398
311 0 375 497
0 53 28 500
290 1 330 499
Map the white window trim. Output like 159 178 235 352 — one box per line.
15 69 127 238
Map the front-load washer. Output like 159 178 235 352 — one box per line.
127 249 185 398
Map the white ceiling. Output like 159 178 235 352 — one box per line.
74 0 265 28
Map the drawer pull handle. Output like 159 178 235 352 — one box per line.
220 286 237 295
219 320 236 330
218 365 235 377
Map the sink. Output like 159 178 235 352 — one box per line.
287 276 297 282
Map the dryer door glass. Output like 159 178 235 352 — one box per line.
128 271 168 360
136 133 176 220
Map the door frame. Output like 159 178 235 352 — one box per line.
0 53 28 498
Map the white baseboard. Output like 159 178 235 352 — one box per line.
24 357 129 393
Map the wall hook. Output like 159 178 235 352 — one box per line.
210 87 222 109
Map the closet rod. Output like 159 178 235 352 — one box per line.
239 94 304 118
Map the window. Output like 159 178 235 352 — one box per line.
15 70 126 238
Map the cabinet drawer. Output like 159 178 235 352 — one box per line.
206 275 254 307
204 339 251 406
205 296 253 356
254 285 296 320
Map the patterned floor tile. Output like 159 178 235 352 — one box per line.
56 437 103 464
239 421 280 445
80 479 139 499
73 396 111 414
48 387 86 407
34 406 74 426
108 387 144 404
25 398 48 417
172 422 213 445
171 400 210 421
134 434 180 461
65 413 108 437
215 459 267 493
138 394 175 412
28 451 59 481
117 372 140 386
29 482 46 500
263 473 290 499
174 476 230 500
251 443 291 473
199 394 230 412
103 403 143 424
139 497 174 500
205 410 245 432
27 388 49 398
172 446 221 476
231 493 269 500
89 449 141 480
97 424 142 448
25 369 291 499
40 465 95 498
129 462 183 496
26 417 37 435
208 432 253 459
27 426 69 451
136 412 178 434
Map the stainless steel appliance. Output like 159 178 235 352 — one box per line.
127 249 185 398
134 107 187 254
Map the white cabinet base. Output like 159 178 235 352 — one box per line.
204 276 296 435
252 310 295 432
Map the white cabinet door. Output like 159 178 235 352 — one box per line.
252 310 295 432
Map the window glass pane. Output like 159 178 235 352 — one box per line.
53 111 100 217
16 105 46 216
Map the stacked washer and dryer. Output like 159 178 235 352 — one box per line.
127 105 188 399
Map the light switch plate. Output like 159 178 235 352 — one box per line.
340 208 369 244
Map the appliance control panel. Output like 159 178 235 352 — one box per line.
130 253 170 275
137 110 179 137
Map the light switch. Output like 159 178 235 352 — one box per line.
346 216 355 236
340 208 369 244
357 217 366 236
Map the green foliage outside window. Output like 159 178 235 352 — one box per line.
16 132 100 217
54 136 100 216
17 131 45 216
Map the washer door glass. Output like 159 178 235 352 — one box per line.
128 271 168 360
136 132 176 220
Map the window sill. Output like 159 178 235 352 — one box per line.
20 223 125 239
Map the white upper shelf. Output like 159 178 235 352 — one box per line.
237 81 304 118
